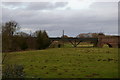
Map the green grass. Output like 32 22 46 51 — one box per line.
3 47 118 78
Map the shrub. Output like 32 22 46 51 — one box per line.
2 64 25 78
36 30 50 49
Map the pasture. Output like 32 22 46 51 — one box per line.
3 45 118 78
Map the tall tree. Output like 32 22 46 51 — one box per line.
36 30 50 49
42 30 50 49
2 21 19 52
36 30 43 49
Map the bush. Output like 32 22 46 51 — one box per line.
2 64 25 78
36 30 50 49
2 21 51 52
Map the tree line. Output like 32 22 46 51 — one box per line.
2 21 50 52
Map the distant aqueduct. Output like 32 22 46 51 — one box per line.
96 35 120 48
49 34 120 48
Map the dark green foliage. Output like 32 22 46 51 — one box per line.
20 40 28 50
2 64 25 78
18 36 28 50
36 30 50 49
36 30 43 49
2 21 19 36
15 33 28 50
11 35 28 51
2 21 19 52
42 30 50 49
2 21 50 52
27 36 37 49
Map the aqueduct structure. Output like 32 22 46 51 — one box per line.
49 35 120 48
96 35 120 48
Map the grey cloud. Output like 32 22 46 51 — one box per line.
2 2 118 37
55 2 68 7
26 2 68 10
2 2 68 10
2 2 23 6
90 2 117 9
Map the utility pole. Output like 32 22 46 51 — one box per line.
63 30 64 37
62 30 64 47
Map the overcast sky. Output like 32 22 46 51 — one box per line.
2 0 118 37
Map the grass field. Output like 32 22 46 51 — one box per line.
3 45 119 78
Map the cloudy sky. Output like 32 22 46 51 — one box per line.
2 0 118 37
